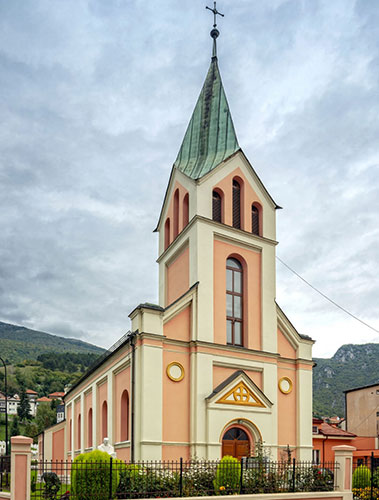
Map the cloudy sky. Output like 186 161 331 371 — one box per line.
0 0 378 358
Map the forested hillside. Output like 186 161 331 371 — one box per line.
313 343 379 417
0 321 104 364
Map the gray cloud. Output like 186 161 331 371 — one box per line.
0 0 378 357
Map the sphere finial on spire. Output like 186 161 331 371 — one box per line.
206 1 224 59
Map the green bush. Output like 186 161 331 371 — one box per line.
373 467 379 488
117 465 179 499
353 465 371 489
183 460 215 497
71 450 123 500
214 455 240 495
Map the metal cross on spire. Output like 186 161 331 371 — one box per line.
206 2 224 59
206 1 224 28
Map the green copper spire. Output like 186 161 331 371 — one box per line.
174 14 239 179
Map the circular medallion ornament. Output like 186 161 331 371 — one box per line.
166 362 185 382
278 377 293 394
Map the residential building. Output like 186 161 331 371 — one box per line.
312 418 356 463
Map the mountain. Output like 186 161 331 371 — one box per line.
313 343 379 417
0 321 105 364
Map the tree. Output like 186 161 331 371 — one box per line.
36 403 56 433
17 387 32 423
10 416 20 437
24 421 38 441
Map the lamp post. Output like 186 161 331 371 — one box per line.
0 356 8 455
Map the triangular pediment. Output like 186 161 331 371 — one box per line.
206 370 273 409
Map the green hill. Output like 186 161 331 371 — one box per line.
0 321 105 364
313 343 379 417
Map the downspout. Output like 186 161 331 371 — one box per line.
130 331 137 463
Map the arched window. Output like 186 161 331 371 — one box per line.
88 408 93 448
251 205 259 235
77 414 81 450
101 401 108 441
164 218 170 250
212 190 222 223
232 180 241 229
173 189 179 238
226 258 243 346
120 390 129 441
183 193 189 228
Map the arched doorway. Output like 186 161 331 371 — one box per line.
222 427 250 460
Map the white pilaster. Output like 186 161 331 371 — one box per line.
71 402 75 455
107 372 114 445
92 383 97 448
80 393 85 453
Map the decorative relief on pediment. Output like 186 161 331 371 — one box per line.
216 381 266 407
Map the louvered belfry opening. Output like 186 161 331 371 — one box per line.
232 180 241 229
252 205 259 235
212 190 222 222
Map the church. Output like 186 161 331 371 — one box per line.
41 12 314 464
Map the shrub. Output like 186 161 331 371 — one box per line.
353 466 371 489
41 472 61 500
214 455 240 495
71 450 123 500
373 467 379 488
353 486 379 500
117 465 180 499
183 460 215 497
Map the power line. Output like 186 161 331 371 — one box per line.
276 256 379 335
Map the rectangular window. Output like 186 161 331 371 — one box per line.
234 322 242 345
226 269 233 291
226 320 233 344
226 295 233 317
312 449 320 464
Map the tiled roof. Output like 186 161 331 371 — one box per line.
319 422 356 437
26 389 38 394
48 392 65 397
37 397 52 403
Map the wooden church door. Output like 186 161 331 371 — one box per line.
222 427 250 460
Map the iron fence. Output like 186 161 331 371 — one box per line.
0 455 10 492
30 458 337 499
353 453 379 500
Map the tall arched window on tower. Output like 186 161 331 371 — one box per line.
183 193 189 228
102 401 108 441
88 408 93 448
173 189 179 238
212 190 222 222
120 390 129 441
226 258 243 346
164 218 171 250
251 205 259 235
232 180 241 229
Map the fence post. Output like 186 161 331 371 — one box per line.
239 458 244 494
179 457 183 497
109 457 113 499
291 458 296 492
370 452 374 500
11 435 32 500
332 444 355 494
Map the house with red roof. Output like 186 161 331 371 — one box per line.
312 418 356 463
